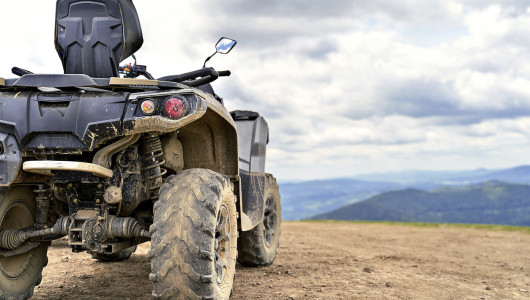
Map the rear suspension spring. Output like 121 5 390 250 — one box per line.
34 184 52 228
140 134 167 201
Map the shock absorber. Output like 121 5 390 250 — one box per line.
34 184 51 228
140 134 167 201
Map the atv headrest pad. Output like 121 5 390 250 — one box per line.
55 0 143 78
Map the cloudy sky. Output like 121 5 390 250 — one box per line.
1 1 530 181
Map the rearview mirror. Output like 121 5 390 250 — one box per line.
203 37 238 68
216 38 237 54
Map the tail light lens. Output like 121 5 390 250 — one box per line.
140 99 156 115
163 96 187 119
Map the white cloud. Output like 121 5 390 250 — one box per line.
1 1 530 181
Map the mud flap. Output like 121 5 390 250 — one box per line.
239 170 266 231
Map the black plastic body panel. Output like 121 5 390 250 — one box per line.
231 110 259 121
13 74 98 88
0 74 184 90
0 91 128 152
0 133 21 186
55 0 143 78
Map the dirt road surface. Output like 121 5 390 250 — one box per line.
32 222 529 299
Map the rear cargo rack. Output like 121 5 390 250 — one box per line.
1 74 187 91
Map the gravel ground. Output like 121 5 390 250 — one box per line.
32 222 530 299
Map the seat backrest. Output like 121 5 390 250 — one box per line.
55 0 143 78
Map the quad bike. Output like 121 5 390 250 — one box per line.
0 0 281 299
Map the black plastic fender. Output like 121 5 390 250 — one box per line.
232 111 270 231
0 133 21 187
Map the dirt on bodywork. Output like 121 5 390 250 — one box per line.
32 222 529 299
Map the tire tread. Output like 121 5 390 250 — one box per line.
150 169 237 299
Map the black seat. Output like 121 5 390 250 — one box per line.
55 0 143 78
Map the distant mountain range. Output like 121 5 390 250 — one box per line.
311 181 530 226
280 179 401 221
352 166 530 186
280 165 530 221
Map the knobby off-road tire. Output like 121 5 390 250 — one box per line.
90 246 137 262
237 174 281 267
0 187 49 300
150 169 238 300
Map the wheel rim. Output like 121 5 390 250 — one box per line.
214 204 231 285
0 201 34 279
263 195 277 248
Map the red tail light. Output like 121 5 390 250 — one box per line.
163 97 187 119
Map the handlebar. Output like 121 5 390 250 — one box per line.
158 68 230 87
218 70 231 77
12 67 33 77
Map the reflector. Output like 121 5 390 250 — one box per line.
140 99 156 115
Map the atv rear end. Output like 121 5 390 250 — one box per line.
0 1 281 299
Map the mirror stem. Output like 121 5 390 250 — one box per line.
203 52 217 68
